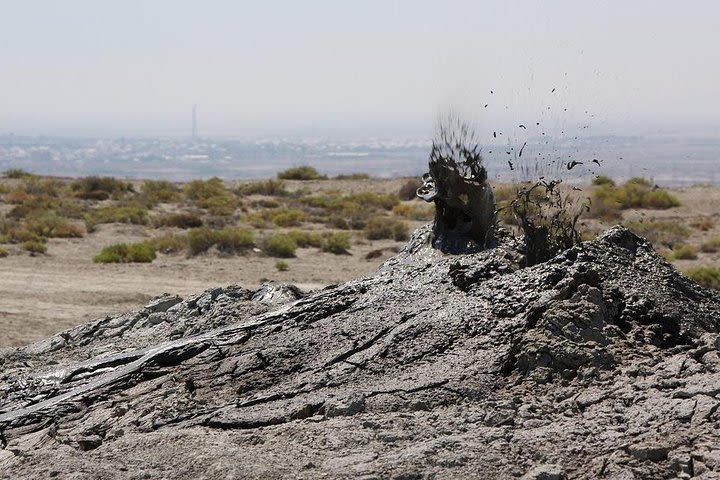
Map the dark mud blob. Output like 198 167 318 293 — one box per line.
417 117 497 254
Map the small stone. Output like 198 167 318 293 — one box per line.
520 464 566 480
628 442 670 462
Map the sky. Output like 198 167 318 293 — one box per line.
0 0 718 137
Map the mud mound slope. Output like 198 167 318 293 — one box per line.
2 226 720 479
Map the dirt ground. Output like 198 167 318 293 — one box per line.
1 178 719 349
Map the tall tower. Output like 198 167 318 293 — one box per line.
192 105 197 139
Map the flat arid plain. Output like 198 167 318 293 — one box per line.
1 169 719 348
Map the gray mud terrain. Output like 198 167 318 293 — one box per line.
2 226 720 479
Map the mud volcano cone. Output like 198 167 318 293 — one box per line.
1 226 720 479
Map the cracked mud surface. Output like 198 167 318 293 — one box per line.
1 226 720 479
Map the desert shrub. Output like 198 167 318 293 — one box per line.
25 212 83 238
701 237 720 253
322 232 351 254
3 169 32 179
346 192 399 210
287 230 323 248
154 213 203 229
264 234 297 258
185 177 239 216
71 176 132 200
392 203 434 221
685 267 720 290
624 221 690 248
0 247 8 258
186 227 254 255
22 239 47 254
270 209 305 227
141 180 182 204
364 217 409 241
187 227 216 255
592 175 616 187
277 166 326 180
398 178 423 201
672 244 698 260
690 218 715 232
239 179 288 196
146 233 189 254
335 173 370 180
590 178 679 218
251 199 281 209
275 260 289 271
5 190 31 205
21 177 64 197
93 242 156 263
85 204 149 231
0 182 10 194
215 228 255 253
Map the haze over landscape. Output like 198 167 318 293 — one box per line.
0 0 718 183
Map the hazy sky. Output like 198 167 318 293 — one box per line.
1 0 718 137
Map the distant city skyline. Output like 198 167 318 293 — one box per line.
0 1 718 138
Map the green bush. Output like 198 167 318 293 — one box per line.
141 180 182 204
392 203 434 221
22 239 47 255
185 178 239 216
275 260 290 271
685 267 720 290
0 247 8 258
187 227 216 255
239 179 288 196
3 169 33 179
264 234 297 258
335 173 370 180
154 213 203 229
85 204 149 231
186 227 254 255
589 178 679 218
214 228 255 253
277 166 326 180
364 217 409 241
287 230 323 248
270 209 305 227
24 212 84 238
93 242 156 263
701 237 720 253
322 232 351 254
624 221 690 248
672 244 698 260
592 175 616 187
146 233 189 254
71 176 133 200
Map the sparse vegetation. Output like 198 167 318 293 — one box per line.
398 178 422 201
335 173 370 180
85 204 149 231
3 169 33 179
93 242 157 263
592 175 615 187
364 217 409 241
275 260 289 271
22 239 47 255
589 177 680 219
277 166 326 181
154 213 203 229
392 203 434 221
71 176 133 200
701 237 720 253
322 232 351 254
685 266 720 290
672 244 698 260
0 247 8 258
624 221 690 248
185 177 239 216
689 218 714 231
264 233 297 258
141 180 182 204
146 233 189 254
239 179 288 196
287 230 323 248
187 227 254 255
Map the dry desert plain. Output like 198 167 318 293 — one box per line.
1 172 720 348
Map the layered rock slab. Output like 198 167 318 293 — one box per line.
1 226 720 479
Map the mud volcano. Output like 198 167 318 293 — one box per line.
0 221 719 479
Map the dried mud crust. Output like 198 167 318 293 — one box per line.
1 226 720 479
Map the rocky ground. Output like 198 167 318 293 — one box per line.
1 226 720 479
